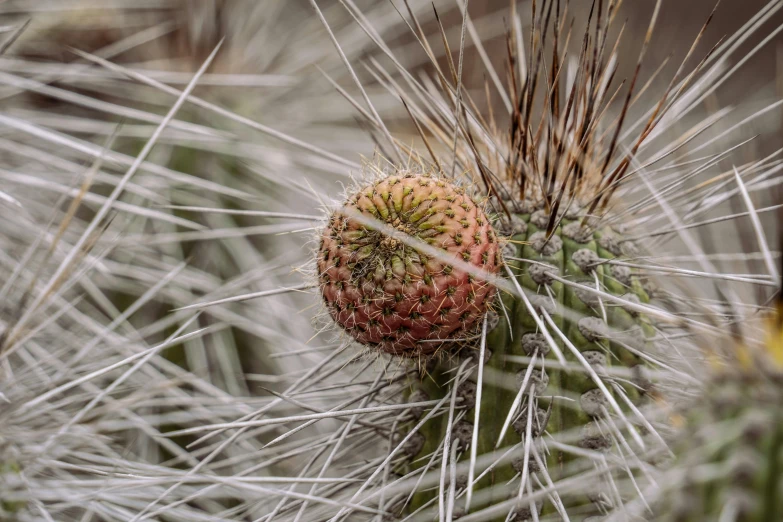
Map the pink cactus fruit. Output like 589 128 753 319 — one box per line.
317 173 501 356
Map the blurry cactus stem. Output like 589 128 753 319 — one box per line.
656 242 783 522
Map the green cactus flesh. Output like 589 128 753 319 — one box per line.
394 201 658 519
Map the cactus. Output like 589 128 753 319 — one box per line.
653 253 783 521
662 366 783 522
322 1 687 518
318 172 500 356
300 0 783 519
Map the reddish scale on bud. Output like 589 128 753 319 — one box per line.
318 174 501 356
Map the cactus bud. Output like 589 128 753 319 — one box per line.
318 173 500 356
